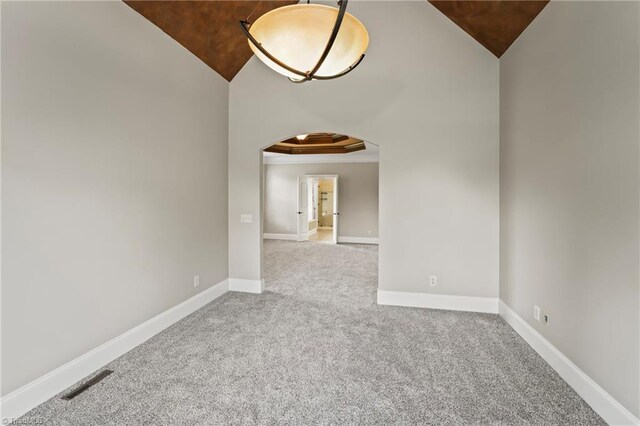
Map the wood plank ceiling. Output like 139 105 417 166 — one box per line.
124 0 549 81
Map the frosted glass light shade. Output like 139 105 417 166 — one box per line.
248 4 369 80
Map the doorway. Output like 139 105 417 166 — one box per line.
298 175 338 244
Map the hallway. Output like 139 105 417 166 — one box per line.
307 229 334 243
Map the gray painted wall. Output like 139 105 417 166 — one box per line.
500 1 639 417
1 2 229 395
264 163 379 238
229 1 500 298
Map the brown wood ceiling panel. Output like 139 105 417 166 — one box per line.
428 0 549 57
126 1 549 81
124 0 297 81
264 133 366 155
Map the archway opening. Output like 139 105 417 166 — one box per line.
259 132 380 302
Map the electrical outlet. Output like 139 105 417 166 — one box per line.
286 226 291 232
533 305 541 321
429 275 437 287
544 314 550 325
240 214 252 223
368 230 372 235
193 275 200 288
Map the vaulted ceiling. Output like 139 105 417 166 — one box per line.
124 0 297 81
124 0 549 82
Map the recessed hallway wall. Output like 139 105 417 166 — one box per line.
229 1 500 300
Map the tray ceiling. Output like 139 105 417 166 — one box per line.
264 133 366 155
124 0 549 81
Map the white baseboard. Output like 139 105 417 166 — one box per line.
338 236 379 245
318 226 332 230
264 234 376 245
499 301 639 425
0 279 229 422
263 233 297 241
228 278 264 294
377 290 498 314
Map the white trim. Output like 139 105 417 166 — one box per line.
0 279 229 422
304 174 339 178
263 233 296 241
263 144 379 165
228 278 264 294
338 236 379 245
377 290 498 314
499 301 639 426
318 226 333 230
307 228 317 237
264 154 379 165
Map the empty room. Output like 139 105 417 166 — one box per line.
1 1 638 425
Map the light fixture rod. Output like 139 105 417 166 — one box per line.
305 0 348 79
239 0 365 83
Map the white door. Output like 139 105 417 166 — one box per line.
332 176 339 244
297 177 308 242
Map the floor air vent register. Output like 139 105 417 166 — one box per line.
61 370 113 400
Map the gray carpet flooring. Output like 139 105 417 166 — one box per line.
21 240 603 425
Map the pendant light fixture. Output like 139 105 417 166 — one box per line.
239 0 368 83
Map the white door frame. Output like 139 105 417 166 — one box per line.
305 174 338 244
296 176 309 242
